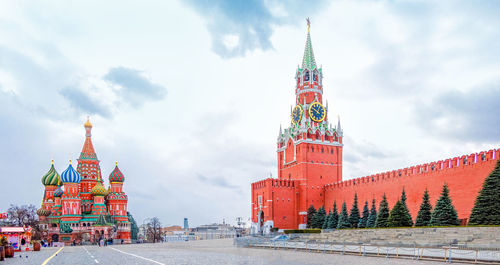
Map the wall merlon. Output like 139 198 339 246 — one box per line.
271 179 296 188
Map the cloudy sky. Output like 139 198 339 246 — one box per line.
1 0 499 227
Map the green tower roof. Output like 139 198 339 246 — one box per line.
301 26 317 71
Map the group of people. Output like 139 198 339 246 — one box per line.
96 238 124 246
97 237 110 247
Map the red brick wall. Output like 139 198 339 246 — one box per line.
324 149 499 223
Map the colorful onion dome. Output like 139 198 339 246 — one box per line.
37 206 51 217
61 161 81 183
53 186 64 197
109 163 125 182
91 181 108 196
41 161 61 186
84 117 93 128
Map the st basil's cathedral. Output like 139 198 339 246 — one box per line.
36 118 131 244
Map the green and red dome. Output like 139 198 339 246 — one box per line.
109 164 125 183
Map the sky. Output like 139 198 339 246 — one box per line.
1 0 499 227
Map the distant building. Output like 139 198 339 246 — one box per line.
161 225 183 235
184 218 189 230
192 223 236 240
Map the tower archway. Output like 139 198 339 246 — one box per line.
257 211 264 234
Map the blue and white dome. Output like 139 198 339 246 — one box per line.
61 163 81 183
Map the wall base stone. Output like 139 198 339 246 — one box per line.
297 227 500 248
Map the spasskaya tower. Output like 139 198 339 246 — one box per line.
252 19 343 231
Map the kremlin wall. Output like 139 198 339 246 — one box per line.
324 149 499 225
250 23 499 232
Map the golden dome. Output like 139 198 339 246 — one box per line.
84 117 92 128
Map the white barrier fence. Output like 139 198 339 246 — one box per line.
234 237 500 264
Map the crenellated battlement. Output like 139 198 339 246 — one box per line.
252 178 297 190
270 179 297 188
325 149 499 190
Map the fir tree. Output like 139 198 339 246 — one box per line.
312 206 326 228
348 193 360 228
388 200 413 227
127 211 139 240
366 199 377 228
415 189 432 226
358 201 369 228
469 159 500 225
399 187 414 226
306 205 316 228
430 183 460 226
375 194 390 228
337 202 351 229
328 201 339 229
323 210 331 229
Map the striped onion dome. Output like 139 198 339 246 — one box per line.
91 181 108 196
42 163 61 186
37 206 51 217
109 164 125 182
53 186 64 197
61 163 81 183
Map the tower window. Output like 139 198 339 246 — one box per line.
311 147 314 152
331 149 333 154
304 71 310 82
321 148 324 153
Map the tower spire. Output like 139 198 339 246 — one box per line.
337 115 342 134
302 18 317 70
80 117 97 160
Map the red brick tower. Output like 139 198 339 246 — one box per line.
252 20 343 231
60 161 82 225
107 163 131 242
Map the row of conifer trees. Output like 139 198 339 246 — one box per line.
307 159 500 229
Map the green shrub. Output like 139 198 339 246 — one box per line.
283 229 321 234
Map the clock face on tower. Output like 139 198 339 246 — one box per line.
291 105 303 125
308 102 326 122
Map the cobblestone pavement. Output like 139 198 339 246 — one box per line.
1 239 447 265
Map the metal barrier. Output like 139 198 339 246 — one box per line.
234 236 500 264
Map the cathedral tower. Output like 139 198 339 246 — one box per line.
77 118 103 214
